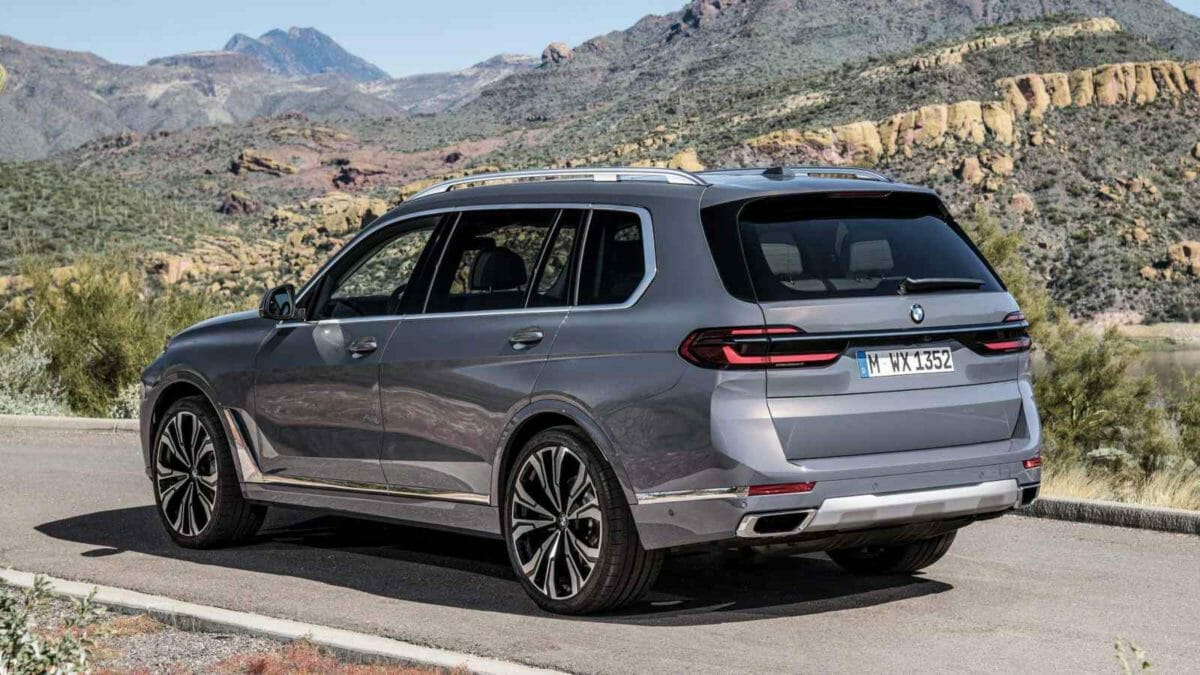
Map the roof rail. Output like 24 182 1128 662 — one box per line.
408 167 708 201
700 166 894 183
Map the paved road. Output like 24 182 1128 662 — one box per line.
2 429 1199 673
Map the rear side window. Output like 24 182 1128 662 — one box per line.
578 210 646 306
729 194 1001 301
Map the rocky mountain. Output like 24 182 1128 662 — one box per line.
3 0 1200 322
224 27 390 82
362 54 538 114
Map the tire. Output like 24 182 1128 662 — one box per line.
827 531 957 575
152 396 266 549
501 426 662 614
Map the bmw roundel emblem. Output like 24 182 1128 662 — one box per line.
910 304 925 324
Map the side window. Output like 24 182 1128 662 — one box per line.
426 209 558 313
529 210 584 307
577 210 646 306
320 217 437 319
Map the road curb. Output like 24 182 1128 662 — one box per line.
0 414 138 433
0 569 564 675
1018 497 1200 536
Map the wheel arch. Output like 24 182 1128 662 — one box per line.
491 399 637 508
142 371 222 477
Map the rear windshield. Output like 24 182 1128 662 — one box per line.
707 193 1002 302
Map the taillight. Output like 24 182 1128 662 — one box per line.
1023 456 1042 469
748 482 816 496
679 326 845 369
967 311 1032 355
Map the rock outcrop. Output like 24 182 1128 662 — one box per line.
541 42 574 66
667 148 706 172
1168 241 1200 277
218 191 259 215
746 59 1200 166
860 17 1121 79
230 149 296 176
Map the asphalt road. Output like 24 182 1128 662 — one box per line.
2 429 1199 673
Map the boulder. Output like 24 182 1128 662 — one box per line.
833 121 884 163
1140 266 1159 281
1193 142 1200 160
987 153 1015 176
1044 72 1073 108
958 157 985 186
1167 241 1200 276
947 101 986 144
667 148 706 172
541 42 574 66
1010 192 1036 214
218 190 259 215
913 104 949 146
1070 68 1095 106
302 193 391 236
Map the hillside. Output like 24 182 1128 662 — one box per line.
1 3 1199 322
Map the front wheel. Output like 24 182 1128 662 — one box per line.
502 426 662 614
827 531 957 575
152 396 265 548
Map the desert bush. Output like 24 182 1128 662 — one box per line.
0 319 71 416
1167 374 1200 463
4 256 221 417
963 206 1172 474
0 576 97 674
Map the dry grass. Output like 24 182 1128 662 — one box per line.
97 614 167 638
1043 463 1200 511
217 641 465 675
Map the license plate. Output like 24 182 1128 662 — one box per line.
857 347 954 378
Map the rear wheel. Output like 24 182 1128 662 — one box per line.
152 396 265 548
827 531 957 575
502 426 662 614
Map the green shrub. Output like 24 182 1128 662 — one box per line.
0 319 71 416
962 206 1172 474
0 576 97 674
6 257 221 417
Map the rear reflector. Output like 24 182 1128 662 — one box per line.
1023 457 1042 469
679 326 845 370
748 482 816 496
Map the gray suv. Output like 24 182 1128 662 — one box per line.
139 166 1041 614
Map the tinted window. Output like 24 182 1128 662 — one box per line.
578 210 646 306
426 209 558 313
529 210 584 307
736 194 1001 301
320 218 437 318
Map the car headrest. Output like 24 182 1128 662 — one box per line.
469 246 527 291
847 238 894 275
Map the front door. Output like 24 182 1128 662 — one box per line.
252 217 441 484
379 208 584 496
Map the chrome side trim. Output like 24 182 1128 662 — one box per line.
736 509 817 538
636 486 749 504
803 479 1020 533
222 409 489 505
409 167 707 200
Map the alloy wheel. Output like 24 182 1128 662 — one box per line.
155 411 218 537
509 445 603 600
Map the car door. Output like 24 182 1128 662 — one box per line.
378 208 584 497
252 215 442 485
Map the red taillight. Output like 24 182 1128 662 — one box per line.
679 326 845 369
1003 311 1026 323
748 482 816 496
1023 456 1042 469
981 336 1032 353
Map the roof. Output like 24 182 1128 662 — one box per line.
379 166 938 222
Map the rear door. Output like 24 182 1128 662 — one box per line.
730 192 1028 459
378 208 584 496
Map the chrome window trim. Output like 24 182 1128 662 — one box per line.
635 486 749 504
288 203 656 324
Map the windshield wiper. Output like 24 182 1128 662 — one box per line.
900 277 985 294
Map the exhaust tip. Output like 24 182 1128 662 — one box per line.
736 509 816 538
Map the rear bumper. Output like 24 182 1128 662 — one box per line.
631 461 1040 550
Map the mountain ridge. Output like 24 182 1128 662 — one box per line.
223 27 390 82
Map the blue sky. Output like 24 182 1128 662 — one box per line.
4 0 1199 78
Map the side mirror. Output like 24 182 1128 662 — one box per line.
260 284 302 321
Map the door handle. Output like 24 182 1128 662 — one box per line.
508 327 544 351
348 336 378 357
